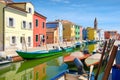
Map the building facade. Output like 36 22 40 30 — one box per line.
62 20 75 42
71 24 75 42
117 34 120 40
87 27 97 40
33 11 46 47
46 28 57 44
0 2 5 51
75 25 80 42
46 21 63 43
79 26 83 42
104 31 118 39
98 29 104 41
4 2 34 51
82 28 88 40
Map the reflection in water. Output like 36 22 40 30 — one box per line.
47 57 64 66
34 63 46 80
0 56 68 80
0 43 98 80
88 44 97 53
20 63 47 80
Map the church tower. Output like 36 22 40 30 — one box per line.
94 17 98 30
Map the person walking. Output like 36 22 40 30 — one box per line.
42 38 45 45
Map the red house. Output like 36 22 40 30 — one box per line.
33 11 47 47
104 31 117 39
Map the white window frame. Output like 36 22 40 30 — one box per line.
7 17 15 27
28 36 31 47
28 7 32 13
10 36 16 45
28 22 32 29
22 21 26 29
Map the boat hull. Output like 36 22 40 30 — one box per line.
16 49 63 59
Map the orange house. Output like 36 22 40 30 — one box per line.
33 11 47 47
33 63 46 80
46 28 58 44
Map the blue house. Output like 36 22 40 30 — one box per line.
82 28 88 40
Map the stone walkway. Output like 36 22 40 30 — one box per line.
1 42 75 57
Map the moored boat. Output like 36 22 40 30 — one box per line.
64 51 91 62
16 49 63 59
0 60 11 65
74 42 81 48
51 58 94 80
63 46 74 52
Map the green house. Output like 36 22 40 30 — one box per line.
75 25 80 42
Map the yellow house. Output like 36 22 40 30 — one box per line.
71 24 75 42
62 20 75 41
4 2 34 52
87 27 97 40
0 2 5 51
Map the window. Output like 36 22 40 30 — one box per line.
9 18 14 27
36 72 39 80
75 26 76 28
20 37 23 43
36 35 38 42
36 19 38 27
42 22 45 28
12 36 16 44
28 36 31 47
75 37 77 40
29 22 32 29
28 8 32 13
47 36 48 39
22 21 26 28
76 32 77 34
28 37 31 43
20 37 24 43
10 36 16 45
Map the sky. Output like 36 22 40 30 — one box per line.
14 0 120 32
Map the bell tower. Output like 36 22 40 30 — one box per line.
94 17 98 30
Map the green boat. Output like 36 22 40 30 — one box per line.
16 45 75 59
16 49 63 59
62 46 74 52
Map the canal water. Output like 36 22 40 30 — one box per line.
0 43 98 80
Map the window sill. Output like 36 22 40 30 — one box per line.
7 26 15 28
10 44 17 46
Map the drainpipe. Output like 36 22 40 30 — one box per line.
3 5 7 51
